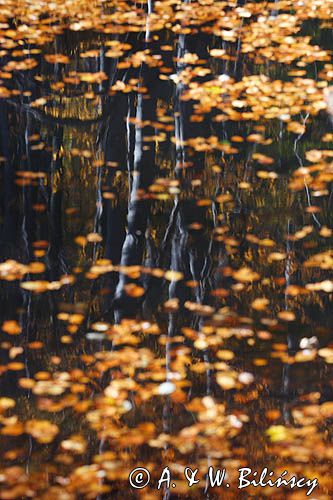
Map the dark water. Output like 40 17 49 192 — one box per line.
0 6 332 500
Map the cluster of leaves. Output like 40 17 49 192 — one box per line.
0 0 332 498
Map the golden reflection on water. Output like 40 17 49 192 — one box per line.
0 2 332 499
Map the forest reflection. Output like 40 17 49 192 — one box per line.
0 5 332 499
